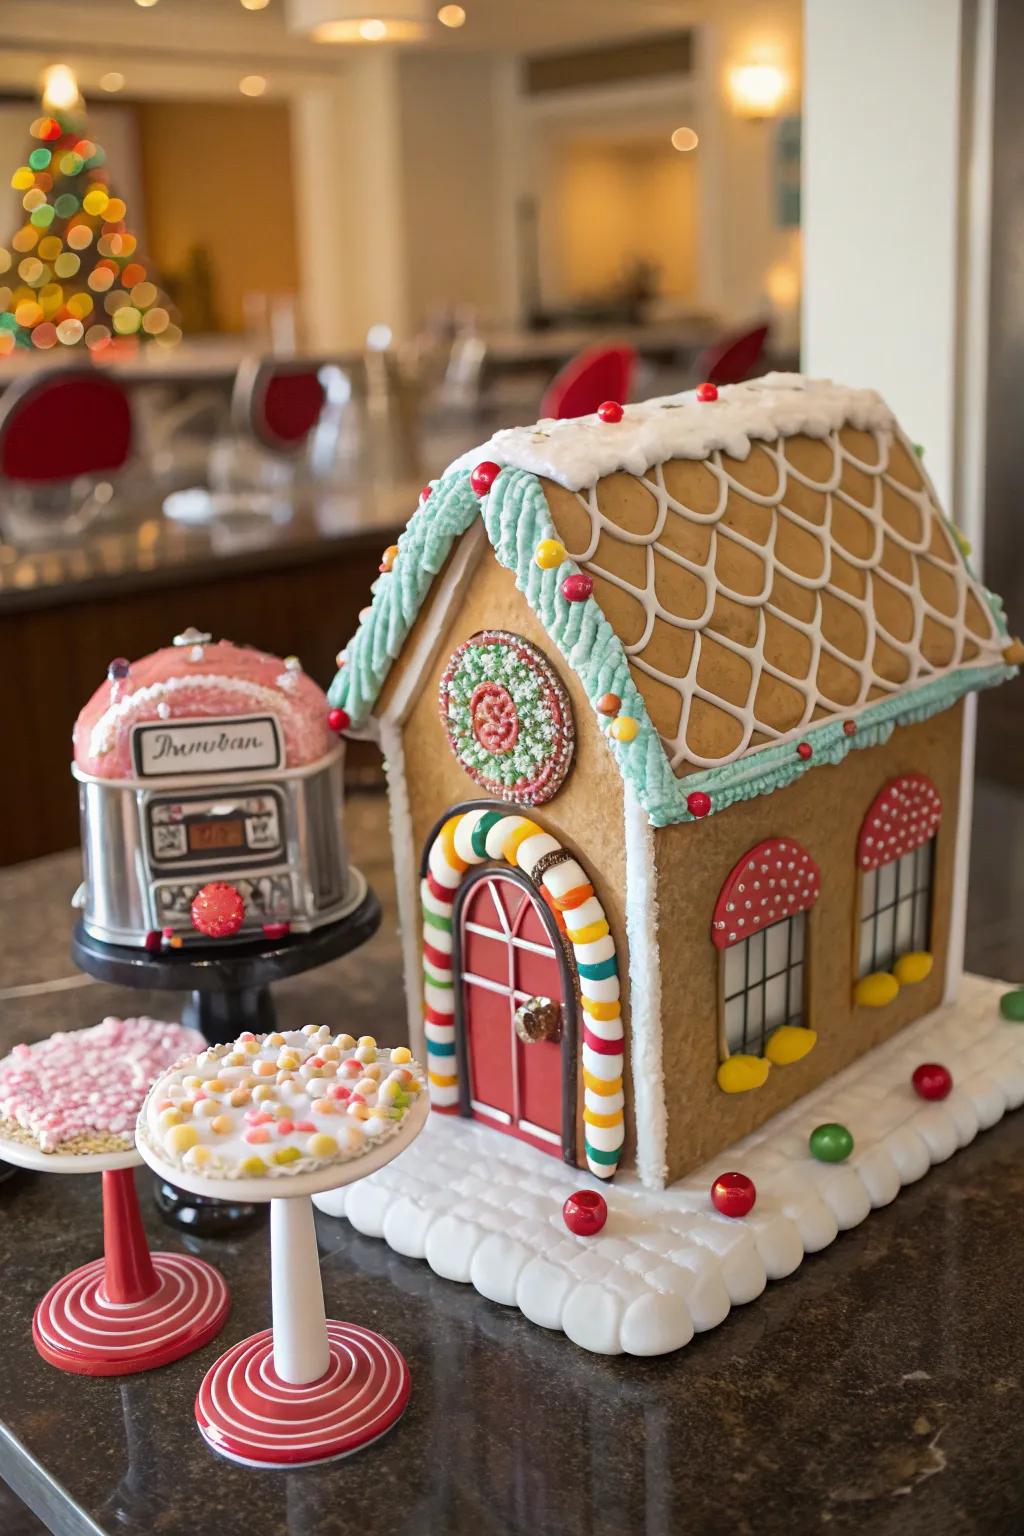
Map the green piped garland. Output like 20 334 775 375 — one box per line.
330 468 1017 827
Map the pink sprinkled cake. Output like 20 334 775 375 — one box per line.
73 634 333 781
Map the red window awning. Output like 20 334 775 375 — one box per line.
711 838 821 950
856 774 942 872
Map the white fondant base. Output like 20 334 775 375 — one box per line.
313 976 1023 1357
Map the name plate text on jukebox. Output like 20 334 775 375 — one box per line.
132 716 283 778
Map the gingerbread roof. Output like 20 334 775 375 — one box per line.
330 375 1017 826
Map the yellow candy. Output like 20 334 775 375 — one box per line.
239 1155 266 1176
336 1034 356 1050
183 1145 213 1169
242 1039 260 1055
362 1063 382 1081
312 1098 335 1115
356 1046 376 1064
357 1035 377 1049
229 1088 250 1107
405 1078 421 1095
320 1045 341 1061
253 1060 276 1076
277 1052 300 1070
391 1046 412 1064
378 1080 399 1103
183 1076 202 1092
253 1084 276 1102
347 1103 370 1120
535 538 566 570
355 1078 378 1097
195 1099 221 1118
268 1033 285 1046
224 1052 245 1067
164 1123 199 1154
345 1125 365 1151
205 1079 226 1093
764 1025 817 1066
211 1116 233 1135
893 951 933 986
302 1025 319 1036
307 1133 338 1158
716 1054 771 1094
609 715 639 742
854 971 900 1008
273 1146 302 1165
158 1107 183 1129
369 1107 391 1119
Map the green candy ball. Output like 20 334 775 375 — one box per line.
809 1122 854 1163
999 989 1024 1022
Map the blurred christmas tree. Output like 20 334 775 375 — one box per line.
0 104 181 357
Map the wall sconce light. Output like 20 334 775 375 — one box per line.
728 63 787 120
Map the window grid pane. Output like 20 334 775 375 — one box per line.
722 911 806 1056
858 836 935 976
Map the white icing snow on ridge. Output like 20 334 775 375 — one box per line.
314 975 1022 1357
447 373 896 493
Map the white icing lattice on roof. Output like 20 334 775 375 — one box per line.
549 424 1003 774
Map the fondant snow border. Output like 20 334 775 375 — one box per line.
314 975 1024 1357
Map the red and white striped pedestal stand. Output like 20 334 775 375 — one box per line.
0 1138 229 1376
137 1091 428 1469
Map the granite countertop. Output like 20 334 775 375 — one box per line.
2 794 1024 1536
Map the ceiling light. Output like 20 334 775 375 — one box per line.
99 71 125 92
286 1 428 43
728 62 787 119
670 127 698 152
437 4 466 26
239 74 268 96
241 0 272 8
41 64 81 112
134 0 160 8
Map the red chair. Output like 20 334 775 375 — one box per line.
232 358 326 452
540 344 636 421
0 366 132 542
694 323 771 388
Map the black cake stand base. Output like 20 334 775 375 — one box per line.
71 888 382 1236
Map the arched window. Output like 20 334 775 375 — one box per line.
712 838 821 1062
856 774 942 977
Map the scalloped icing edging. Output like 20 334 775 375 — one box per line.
313 975 1024 1357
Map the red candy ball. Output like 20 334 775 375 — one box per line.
563 1189 608 1237
597 400 624 423
561 572 593 603
327 707 350 734
843 720 857 736
696 381 719 403
262 921 291 941
711 1171 756 1218
191 882 245 940
420 484 433 502
912 1062 953 1101
144 930 161 954
687 790 711 819
797 741 813 760
470 460 501 496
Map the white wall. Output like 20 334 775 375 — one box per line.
802 0 964 503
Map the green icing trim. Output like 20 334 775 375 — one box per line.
330 466 1016 827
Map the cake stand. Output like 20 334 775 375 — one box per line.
0 1135 230 1376
136 1090 429 1468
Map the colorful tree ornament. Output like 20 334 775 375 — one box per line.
562 1189 608 1237
437 630 575 804
710 1171 756 1217
0 104 179 351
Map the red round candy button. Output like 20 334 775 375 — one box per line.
419 484 432 502
696 381 719 403
191 883 245 940
797 741 813 760
687 790 711 819
912 1062 953 1101
563 1189 608 1237
262 921 291 941
561 572 593 603
470 461 501 496
596 400 624 423
327 707 350 734
710 1171 756 1218
843 720 857 736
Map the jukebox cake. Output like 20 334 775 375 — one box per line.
73 630 355 949
326 373 1023 1192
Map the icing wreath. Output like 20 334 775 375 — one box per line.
438 631 574 804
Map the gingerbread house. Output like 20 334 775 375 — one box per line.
329 375 1019 1190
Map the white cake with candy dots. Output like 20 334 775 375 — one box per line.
138 1026 425 1181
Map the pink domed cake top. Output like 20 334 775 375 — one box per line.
74 632 334 780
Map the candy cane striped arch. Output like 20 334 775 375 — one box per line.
421 806 624 1180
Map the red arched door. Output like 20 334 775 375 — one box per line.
456 871 569 1160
